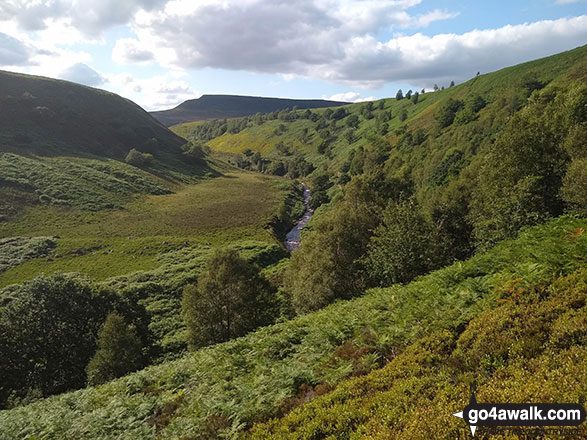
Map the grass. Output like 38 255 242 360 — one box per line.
0 172 291 287
0 216 584 439
175 44 587 176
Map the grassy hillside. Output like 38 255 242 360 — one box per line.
0 216 584 439
248 267 587 439
176 44 587 172
0 70 184 158
151 94 348 126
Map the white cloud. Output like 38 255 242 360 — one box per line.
116 2 587 91
556 0 586 3
325 92 376 102
103 72 198 110
112 38 154 64
59 63 105 86
0 0 167 36
0 31 32 65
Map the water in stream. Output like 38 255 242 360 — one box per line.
284 183 313 251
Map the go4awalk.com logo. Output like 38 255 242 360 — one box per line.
452 392 586 437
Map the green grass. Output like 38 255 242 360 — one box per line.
248 269 587 439
176 44 587 176
0 216 584 439
0 172 291 287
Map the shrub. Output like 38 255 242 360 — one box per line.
86 313 144 386
182 248 278 348
125 148 152 167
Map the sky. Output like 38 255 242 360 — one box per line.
0 0 586 111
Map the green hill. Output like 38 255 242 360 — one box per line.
1 45 586 440
151 94 348 127
0 216 584 439
0 70 184 158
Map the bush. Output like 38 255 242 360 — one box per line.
125 148 152 167
182 249 278 348
86 313 144 386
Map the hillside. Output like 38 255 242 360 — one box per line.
0 70 185 158
150 94 348 126
0 217 584 439
1 44 586 440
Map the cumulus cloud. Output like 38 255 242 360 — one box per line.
59 63 105 86
104 72 197 110
325 92 376 102
126 0 456 73
0 31 32 65
119 2 587 89
0 0 167 35
112 38 154 64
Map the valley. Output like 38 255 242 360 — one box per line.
0 42 586 440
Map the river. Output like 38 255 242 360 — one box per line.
284 183 314 251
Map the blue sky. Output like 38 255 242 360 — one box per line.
0 0 586 110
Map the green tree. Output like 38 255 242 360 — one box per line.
125 148 152 167
86 313 143 386
182 249 277 348
285 178 381 313
0 274 115 407
396 89 404 100
399 109 408 122
411 91 419 104
365 198 450 285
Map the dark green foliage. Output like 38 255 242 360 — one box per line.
470 95 487 113
399 109 408 122
470 96 570 248
346 114 360 128
308 172 332 209
562 158 587 215
286 178 381 313
436 98 464 128
182 249 278 348
0 275 113 407
396 89 404 100
1 218 584 439
86 313 144 386
411 91 419 104
365 198 450 285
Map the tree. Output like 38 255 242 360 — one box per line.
365 198 450 285
411 91 420 104
346 114 360 128
396 89 404 100
450 80 455 87
125 148 152 167
436 98 464 128
86 313 143 386
405 90 413 100
399 109 408 122
284 177 381 313
433 84 439 92
0 274 115 407
182 249 277 348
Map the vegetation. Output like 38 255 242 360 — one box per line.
86 312 144 386
151 94 347 127
0 217 584 438
182 248 278 348
1 45 587 440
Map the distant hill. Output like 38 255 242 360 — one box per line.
150 94 348 126
0 71 209 218
0 70 185 158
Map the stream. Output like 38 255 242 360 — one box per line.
284 183 314 251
